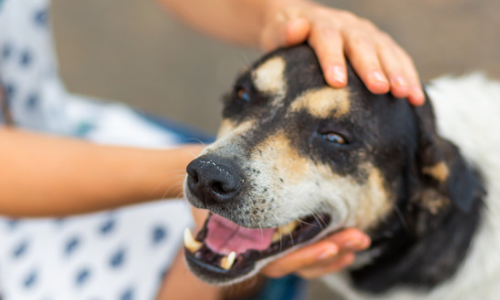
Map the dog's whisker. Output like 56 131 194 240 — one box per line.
182 138 209 147
148 171 188 197
394 205 409 232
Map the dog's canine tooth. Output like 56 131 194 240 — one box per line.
221 251 236 270
184 228 202 253
271 220 299 242
280 220 298 235
272 231 282 242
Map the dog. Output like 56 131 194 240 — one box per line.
182 44 500 299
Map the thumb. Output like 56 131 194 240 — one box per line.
260 18 311 51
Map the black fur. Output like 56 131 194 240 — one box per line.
351 96 485 293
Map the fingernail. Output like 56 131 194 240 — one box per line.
412 86 425 103
370 71 389 85
343 239 369 251
318 246 338 260
328 66 347 85
391 76 407 88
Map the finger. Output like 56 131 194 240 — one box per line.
288 244 358 272
322 228 371 252
260 19 290 52
260 240 339 278
284 18 311 46
260 17 311 51
394 47 425 105
375 36 410 99
296 253 356 279
344 31 390 94
308 22 347 87
408 86 425 106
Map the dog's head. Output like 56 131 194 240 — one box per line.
183 45 483 285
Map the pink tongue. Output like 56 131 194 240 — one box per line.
205 214 275 255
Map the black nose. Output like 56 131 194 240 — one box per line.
186 155 243 206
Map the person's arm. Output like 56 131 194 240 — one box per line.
0 126 202 217
156 250 223 300
157 0 424 105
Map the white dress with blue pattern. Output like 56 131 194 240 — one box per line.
0 0 207 299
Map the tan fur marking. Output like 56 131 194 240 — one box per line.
205 120 255 156
255 133 309 184
217 119 237 139
355 168 393 230
420 189 450 214
422 162 450 183
252 57 287 96
289 87 351 118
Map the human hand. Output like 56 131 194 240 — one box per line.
260 228 370 279
260 0 424 105
189 207 370 279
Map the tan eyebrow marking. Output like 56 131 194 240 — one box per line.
216 119 255 140
422 162 450 183
289 87 351 118
217 119 237 139
252 56 287 96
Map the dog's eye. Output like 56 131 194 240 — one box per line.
236 88 251 102
323 132 347 145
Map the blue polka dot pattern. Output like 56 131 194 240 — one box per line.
99 219 116 235
120 287 134 300
152 226 167 245
0 0 198 298
33 9 48 27
12 240 29 259
65 236 80 256
23 270 37 288
26 93 39 110
4 83 16 101
158 268 168 281
7 219 19 230
75 268 91 286
1 43 12 60
19 50 32 67
53 218 65 225
110 248 126 268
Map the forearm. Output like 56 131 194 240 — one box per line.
0 127 199 217
156 250 222 300
157 0 289 47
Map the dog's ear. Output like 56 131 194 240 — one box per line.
411 92 484 214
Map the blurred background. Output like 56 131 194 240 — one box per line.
53 0 500 135
51 1 499 298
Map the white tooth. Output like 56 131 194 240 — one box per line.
279 220 298 235
221 251 236 270
272 231 282 242
272 220 298 242
184 228 202 253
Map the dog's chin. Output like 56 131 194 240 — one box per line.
183 194 335 285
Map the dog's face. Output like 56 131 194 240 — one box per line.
183 45 476 285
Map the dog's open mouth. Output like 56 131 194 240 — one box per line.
184 212 331 282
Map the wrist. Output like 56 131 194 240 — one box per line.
131 145 203 201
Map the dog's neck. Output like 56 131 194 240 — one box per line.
348 173 484 294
